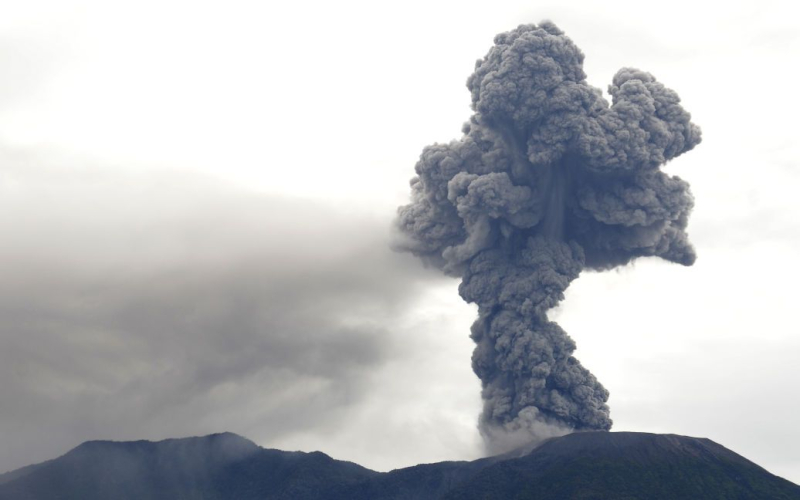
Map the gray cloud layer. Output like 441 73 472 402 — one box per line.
0 149 432 473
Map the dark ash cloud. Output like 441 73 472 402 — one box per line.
396 21 701 452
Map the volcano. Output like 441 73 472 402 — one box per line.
1 431 797 499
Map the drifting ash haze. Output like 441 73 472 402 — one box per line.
396 21 701 453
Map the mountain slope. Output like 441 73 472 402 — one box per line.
0 432 261 500
0 432 374 500
444 432 800 500
0 431 797 499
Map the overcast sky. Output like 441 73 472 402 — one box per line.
1 0 799 485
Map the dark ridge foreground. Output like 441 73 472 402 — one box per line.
1 432 798 500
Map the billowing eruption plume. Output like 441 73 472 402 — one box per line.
395 22 701 452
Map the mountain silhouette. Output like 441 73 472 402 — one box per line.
1 431 798 499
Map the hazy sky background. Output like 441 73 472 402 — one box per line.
1 0 799 484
